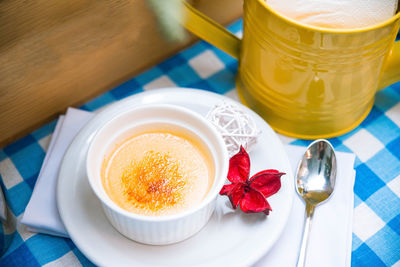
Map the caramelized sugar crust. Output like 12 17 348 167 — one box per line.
102 131 214 216
121 151 186 212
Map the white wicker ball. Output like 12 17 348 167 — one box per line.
206 102 261 156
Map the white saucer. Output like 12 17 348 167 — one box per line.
57 88 294 267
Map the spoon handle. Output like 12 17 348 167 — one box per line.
297 203 315 267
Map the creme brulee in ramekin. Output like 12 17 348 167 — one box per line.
86 104 228 245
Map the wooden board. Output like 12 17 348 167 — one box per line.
0 0 242 148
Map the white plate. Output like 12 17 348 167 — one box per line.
57 88 294 267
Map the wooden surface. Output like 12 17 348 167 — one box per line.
0 0 242 148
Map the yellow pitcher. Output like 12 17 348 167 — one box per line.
182 0 400 139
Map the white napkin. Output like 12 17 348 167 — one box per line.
21 108 94 237
22 108 355 267
255 145 355 267
266 0 398 28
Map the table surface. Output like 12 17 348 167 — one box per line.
0 20 400 267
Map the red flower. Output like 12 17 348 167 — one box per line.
219 146 285 215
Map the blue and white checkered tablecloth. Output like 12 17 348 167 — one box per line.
0 20 400 266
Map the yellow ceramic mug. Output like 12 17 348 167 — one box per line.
182 0 400 139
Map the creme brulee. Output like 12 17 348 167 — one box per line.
102 130 214 216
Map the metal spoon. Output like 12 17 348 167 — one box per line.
0 184 16 256
295 139 337 267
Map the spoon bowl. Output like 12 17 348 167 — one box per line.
295 139 337 267
296 140 336 205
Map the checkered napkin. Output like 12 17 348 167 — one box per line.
20 106 355 266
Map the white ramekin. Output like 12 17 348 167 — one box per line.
86 104 229 245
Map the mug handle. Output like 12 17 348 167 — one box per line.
182 2 241 59
378 40 400 89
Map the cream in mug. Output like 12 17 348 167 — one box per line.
265 0 398 29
